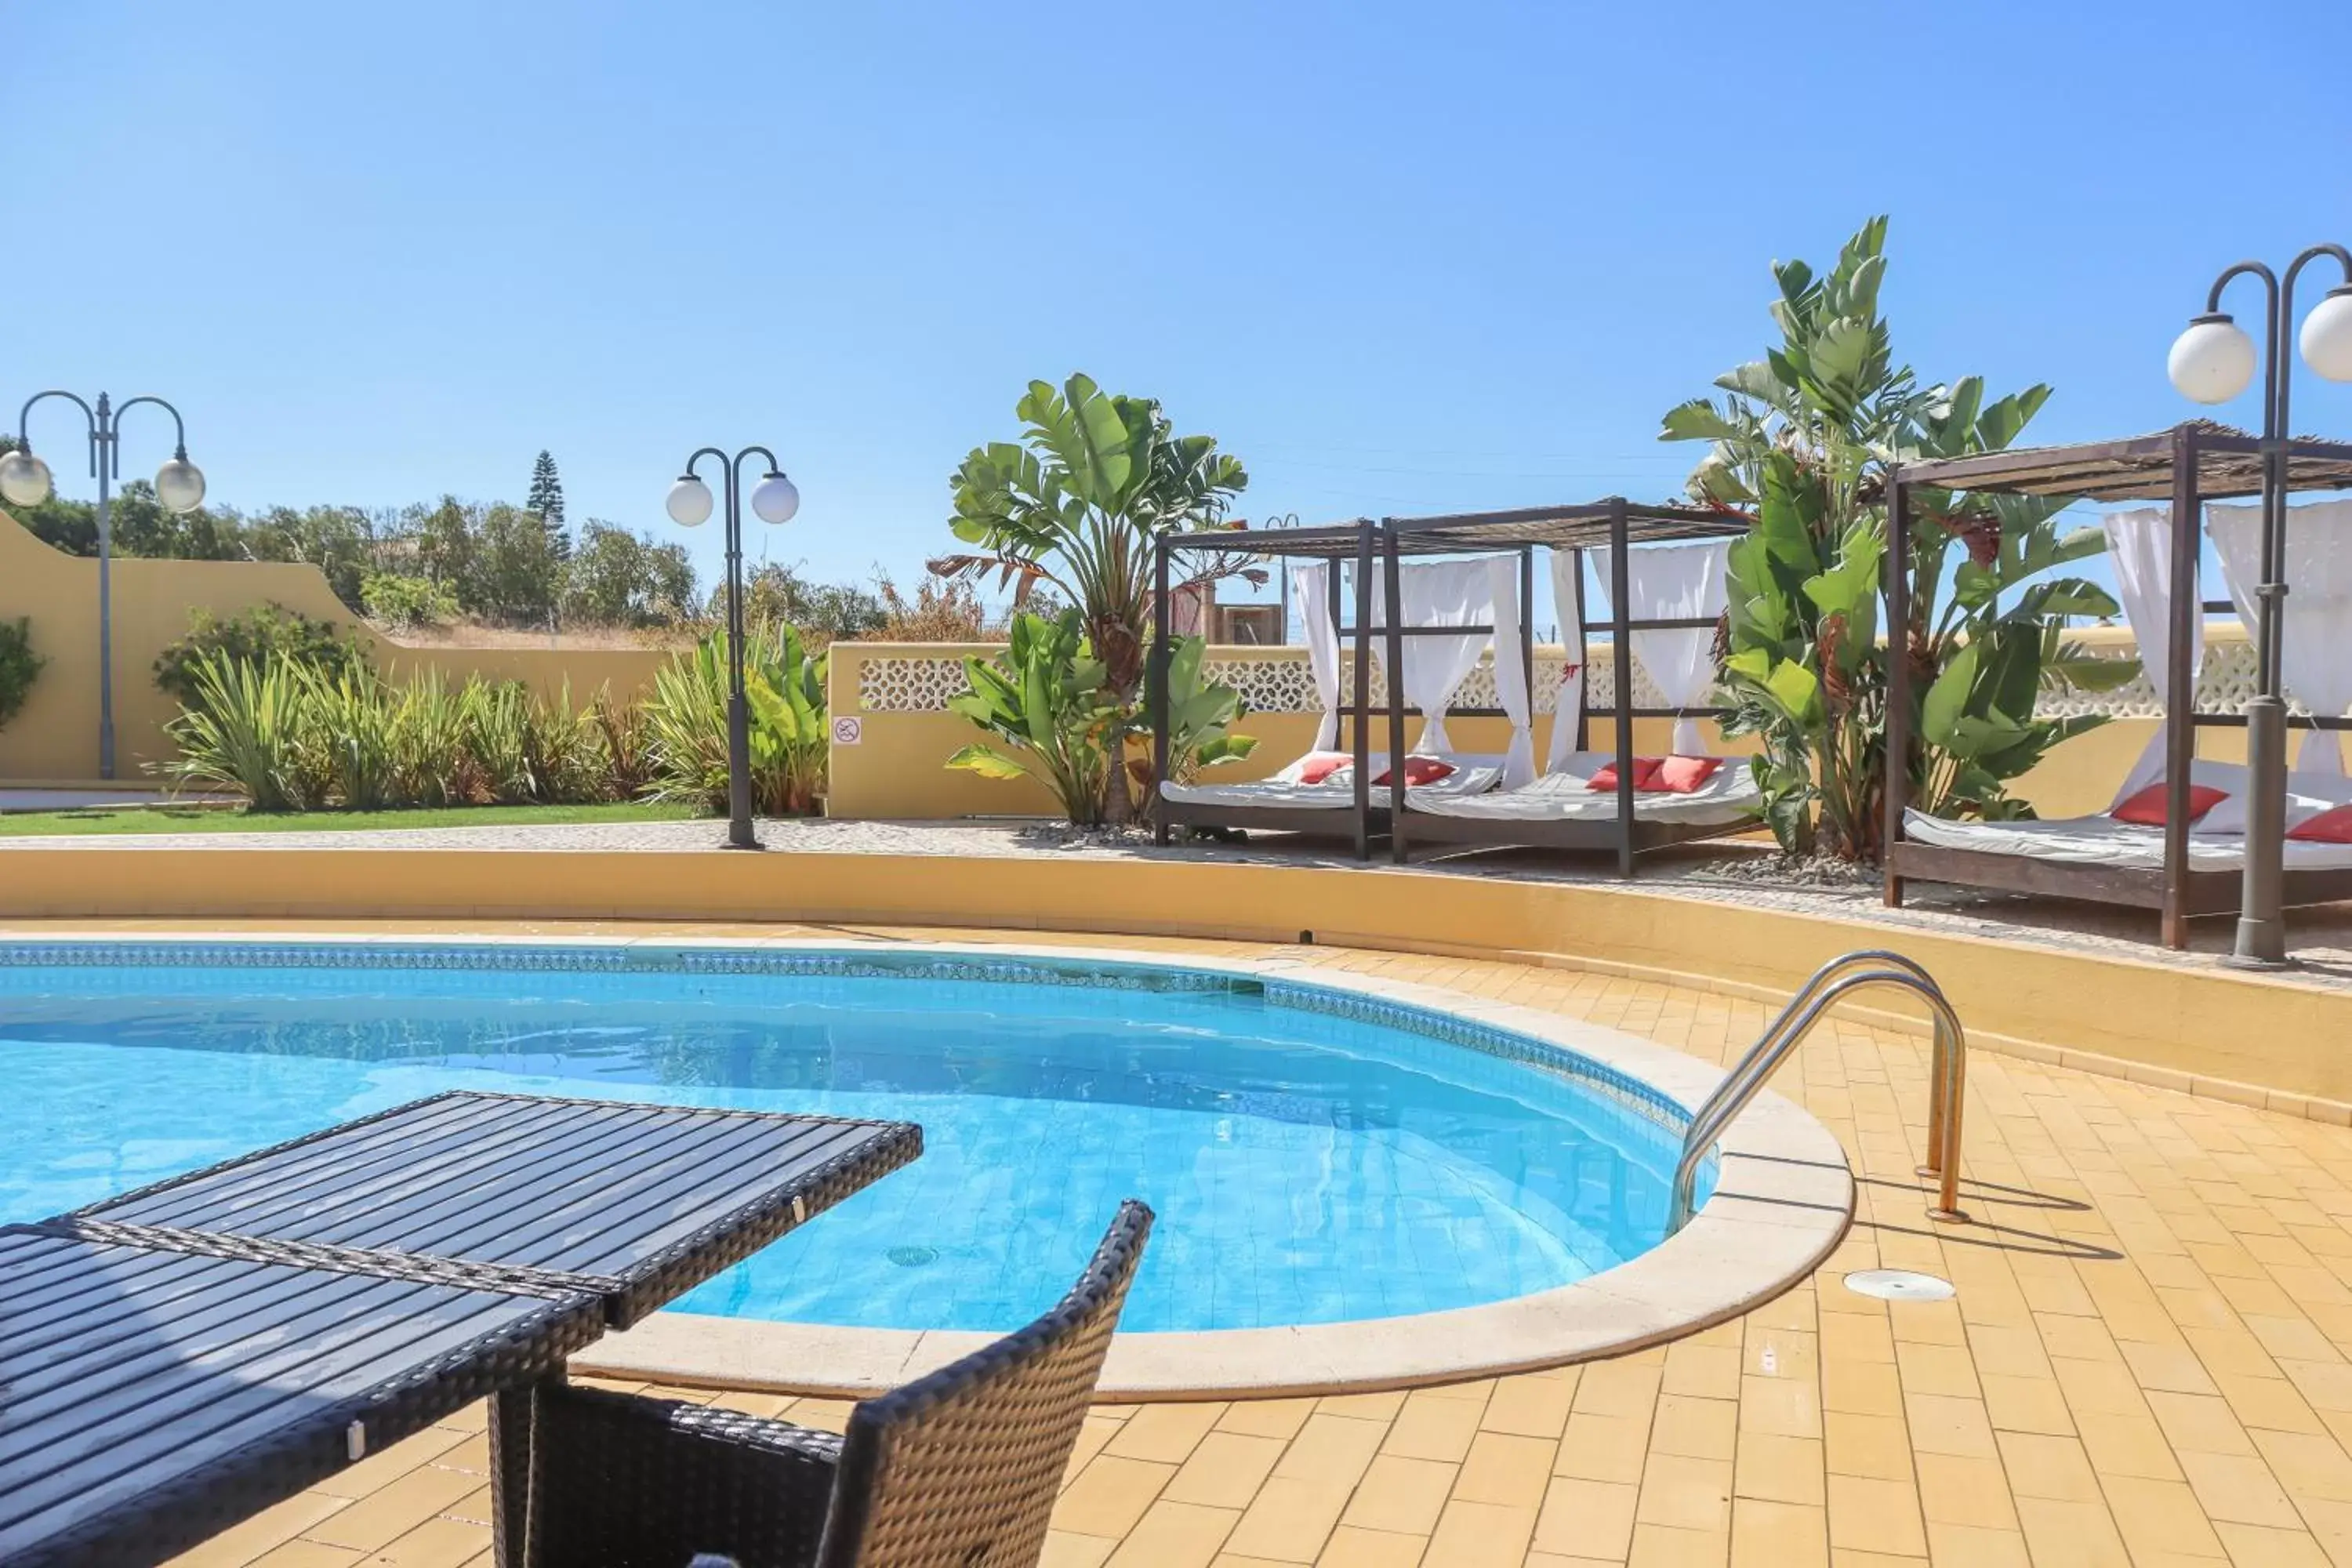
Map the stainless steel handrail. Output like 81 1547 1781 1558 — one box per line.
1666 953 1967 1234
1674 951 1948 1196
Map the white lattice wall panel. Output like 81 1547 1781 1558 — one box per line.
854 648 1673 715
2035 639 2279 718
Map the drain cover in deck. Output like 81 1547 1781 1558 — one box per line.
1843 1269 1955 1302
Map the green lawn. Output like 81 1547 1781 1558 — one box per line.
0 800 706 837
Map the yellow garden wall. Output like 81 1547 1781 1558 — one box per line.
2 848 2345 1112
0 511 667 782
824 639 1749 821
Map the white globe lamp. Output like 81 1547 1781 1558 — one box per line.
0 448 55 509
750 472 800 525
666 476 714 527
2301 287 2352 383
2169 313 2259 405
154 456 207 514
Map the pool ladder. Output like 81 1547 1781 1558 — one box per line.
1665 950 1968 1236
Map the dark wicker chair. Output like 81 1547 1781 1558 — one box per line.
523 1200 1153 1568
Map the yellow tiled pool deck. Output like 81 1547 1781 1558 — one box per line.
152 924 2352 1567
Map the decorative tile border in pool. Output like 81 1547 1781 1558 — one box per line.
1260 979 1692 1140
0 937 1684 1139
0 938 1250 993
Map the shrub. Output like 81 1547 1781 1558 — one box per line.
593 685 655 800
361 572 459 631
946 610 1120 824
155 604 365 710
160 653 328 811
0 617 43 732
873 572 989 641
644 623 829 816
158 652 641 812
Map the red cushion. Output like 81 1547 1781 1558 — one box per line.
2111 782 2227 827
1588 757 1662 792
2289 804 2352 844
1649 756 1725 795
1294 753 1351 786
1371 757 1456 787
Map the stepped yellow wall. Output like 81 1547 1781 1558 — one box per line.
0 507 2259 823
0 511 667 782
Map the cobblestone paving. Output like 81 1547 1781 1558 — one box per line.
153 923 2352 1566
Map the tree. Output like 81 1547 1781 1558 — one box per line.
563 520 699 627
935 373 1252 822
731 562 889 644
466 502 561 626
527 450 569 561
1660 217 2132 858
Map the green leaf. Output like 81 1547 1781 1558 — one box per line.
1659 399 1747 444
945 743 1033 780
1921 641 1979 748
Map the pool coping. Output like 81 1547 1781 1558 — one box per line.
5 929 1856 1399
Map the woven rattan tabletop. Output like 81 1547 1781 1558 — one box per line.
65 1090 924 1327
0 1225 604 1568
9 1091 923 1568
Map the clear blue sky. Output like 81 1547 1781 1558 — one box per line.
8 0 2351 611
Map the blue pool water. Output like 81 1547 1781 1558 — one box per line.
0 944 1701 1332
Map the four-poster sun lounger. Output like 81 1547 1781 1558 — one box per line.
1150 500 1757 873
1885 422 2352 947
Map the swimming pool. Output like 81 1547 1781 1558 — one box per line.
0 940 1711 1334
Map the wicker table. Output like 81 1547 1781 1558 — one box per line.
2 1091 922 1568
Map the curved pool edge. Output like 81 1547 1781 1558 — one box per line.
516 935 1853 1399
3 927 1853 1396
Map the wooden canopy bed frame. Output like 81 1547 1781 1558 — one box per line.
1884 421 2352 948
1148 499 1753 873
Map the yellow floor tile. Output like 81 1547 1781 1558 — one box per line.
1730 1497 1828 1566
1163 1432 1290 1511
1338 1454 1456 1537
1534 1476 1638 1561
1104 1501 1240 1568
1420 1500 1536 1567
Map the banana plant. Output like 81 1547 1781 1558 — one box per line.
1135 634 1258 797
742 620 830 815
645 622 830 816
946 609 1123 824
932 372 1254 824
1666 216 2141 856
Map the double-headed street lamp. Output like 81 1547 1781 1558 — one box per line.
0 392 208 779
2168 245 2352 967
666 446 800 850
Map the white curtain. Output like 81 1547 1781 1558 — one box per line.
2103 508 2205 803
1293 562 1341 753
2209 500 2352 775
1375 558 1496 755
1545 548 1586 775
1592 539 1731 755
1486 557 1535 787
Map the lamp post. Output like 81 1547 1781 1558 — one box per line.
2168 245 2352 967
0 392 208 780
665 446 800 850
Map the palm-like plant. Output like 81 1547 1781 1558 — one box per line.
644 623 830 817
1661 218 2135 855
945 610 1122 824
933 373 1252 822
161 652 326 811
